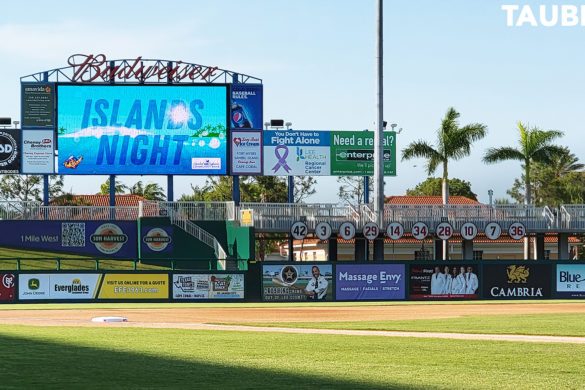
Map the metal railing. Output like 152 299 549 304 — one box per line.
0 201 42 220
559 205 585 231
239 202 358 232
158 203 227 260
157 201 235 221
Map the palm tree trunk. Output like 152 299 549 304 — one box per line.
524 160 531 260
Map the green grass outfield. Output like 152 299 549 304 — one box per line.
1 302 585 388
0 324 584 389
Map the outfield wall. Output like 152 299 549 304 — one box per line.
1 261 584 303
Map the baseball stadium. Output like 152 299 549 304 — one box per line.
2 2 585 389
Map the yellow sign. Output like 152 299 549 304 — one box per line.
98 274 168 299
240 209 253 226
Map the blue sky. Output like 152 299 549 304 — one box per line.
1 0 584 203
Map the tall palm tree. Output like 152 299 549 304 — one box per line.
483 122 564 205
402 107 487 260
402 107 488 204
483 122 564 260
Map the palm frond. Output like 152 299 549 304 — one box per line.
483 147 524 163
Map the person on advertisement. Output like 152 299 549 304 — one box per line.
454 266 467 294
450 266 461 294
465 266 479 294
304 266 328 300
431 266 446 295
443 266 453 294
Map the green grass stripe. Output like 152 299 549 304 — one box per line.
0 325 583 389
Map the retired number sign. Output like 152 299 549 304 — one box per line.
362 222 379 240
411 222 429 240
339 222 356 240
386 222 404 240
315 222 332 241
485 222 502 240
290 221 308 240
435 222 453 240
460 222 478 240
508 222 526 240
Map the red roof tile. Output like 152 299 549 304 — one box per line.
50 194 148 207
385 196 481 205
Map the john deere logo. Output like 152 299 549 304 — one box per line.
280 265 298 286
143 228 171 252
28 278 40 290
90 223 127 254
507 265 529 284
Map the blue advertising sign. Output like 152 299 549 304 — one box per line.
556 264 585 298
263 130 330 176
336 264 405 300
56 85 228 174
141 227 173 254
230 84 263 130
0 221 137 258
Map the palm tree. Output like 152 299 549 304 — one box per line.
402 107 488 205
130 181 166 201
99 177 128 195
483 122 564 205
402 107 487 260
483 122 565 259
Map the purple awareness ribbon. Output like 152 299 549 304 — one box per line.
272 144 292 173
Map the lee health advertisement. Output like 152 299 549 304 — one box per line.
263 130 330 176
56 85 228 174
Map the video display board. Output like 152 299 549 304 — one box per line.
56 85 228 175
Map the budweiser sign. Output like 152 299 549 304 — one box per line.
67 54 219 83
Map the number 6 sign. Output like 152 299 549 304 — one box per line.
339 222 356 240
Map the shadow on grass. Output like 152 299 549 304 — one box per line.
0 331 431 390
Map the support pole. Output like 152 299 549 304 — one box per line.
167 175 174 201
373 0 384 228
288 175 294 261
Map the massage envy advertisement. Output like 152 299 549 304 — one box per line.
336 264 405 300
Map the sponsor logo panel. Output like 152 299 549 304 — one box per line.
0 273 15 301
172 274 244 299
98 274 168 299
18 274 100 300
336 264 405 300
556 264 585 298
483 264 552 299
262 264 333 302
409 264 480 300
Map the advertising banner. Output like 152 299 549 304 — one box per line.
21 83 55 128
556 264 585 298
230 84 263 130
19 274 101 300
0 274 15 301
483 264 552 299
0 129 21 173
262 264 333 301
172 274 245 299
141 227 173 254
98 274 168 299
21 130 54 174
336 264 405 300
330 131 396 176
0 221 137 258
231 130 262 174
263 130 330 176
410 264 479 299
56 85 228 175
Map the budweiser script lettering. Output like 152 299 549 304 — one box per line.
68 54 219 83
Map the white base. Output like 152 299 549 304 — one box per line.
91 316 128 323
